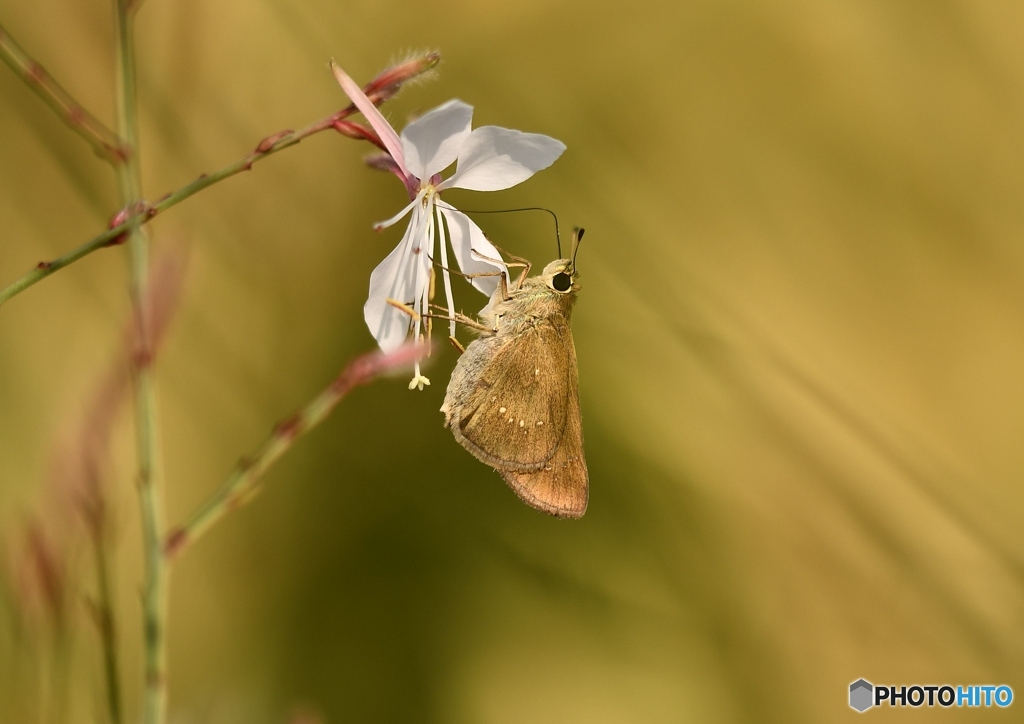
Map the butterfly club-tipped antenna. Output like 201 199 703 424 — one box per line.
570 227 585 272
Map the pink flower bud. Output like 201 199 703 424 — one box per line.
363 52 440 102
332 120 385 151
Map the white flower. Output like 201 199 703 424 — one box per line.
332 63 566 389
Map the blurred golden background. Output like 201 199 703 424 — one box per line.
3 0 1024 722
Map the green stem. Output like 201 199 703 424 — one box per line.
112 3 167 723
0 23 126 163
164 345 427 560
0 225 126 306
92 530 123 724
0 51 440 309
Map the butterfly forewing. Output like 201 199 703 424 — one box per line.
445 319 571 472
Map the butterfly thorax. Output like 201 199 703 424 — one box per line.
484 259 579 335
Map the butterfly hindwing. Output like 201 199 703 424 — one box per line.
499 348 588 518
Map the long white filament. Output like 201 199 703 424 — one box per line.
435 200 457 339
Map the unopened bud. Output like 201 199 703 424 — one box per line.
364 153 418 198
363 52 440 103
255 129 294 154
333 120 385 151
365 153 401 175
108 206 132 229
108 200 149 229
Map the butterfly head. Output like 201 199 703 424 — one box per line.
542 227 584 295
542 259 579 295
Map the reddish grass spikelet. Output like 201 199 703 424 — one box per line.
9 522 67 624
108 206 132 229
275 415 305 442
333 120 385 151
256 129 293 154
330 342 432 396
25 61 44 84
163 528 188 559
364 52 440 100
3 245 190 624
129 246 188 369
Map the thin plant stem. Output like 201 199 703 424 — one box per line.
91 532 123 724
164 345 428 560
0 53 440 309
111 2 167 723
48 625 71 724
0 225 126 306
0 23 127 163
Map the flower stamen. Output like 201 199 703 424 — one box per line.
373 196 419 232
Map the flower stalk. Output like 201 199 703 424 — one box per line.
163 344 428 560
110 2 169 722
89 527 123 724
0 53 440 310
0 23 127 163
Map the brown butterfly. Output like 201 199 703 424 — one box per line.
441 229 587 518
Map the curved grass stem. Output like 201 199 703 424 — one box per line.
163 345 428 561
0 53 439 310
0 23 127 163
111 2 168 722
91 528 123 724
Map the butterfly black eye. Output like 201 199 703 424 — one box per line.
552 272 572 292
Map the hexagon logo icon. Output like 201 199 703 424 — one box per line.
850 679 873 712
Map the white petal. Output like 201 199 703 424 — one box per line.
439 206 507 297
331 62 410 180
364 207 432 352
438 127 566 192
400 100 473 182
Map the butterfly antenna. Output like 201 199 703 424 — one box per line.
571 228 585 271
451 206 563 258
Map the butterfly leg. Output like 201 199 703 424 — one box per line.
479 243 532 289
429 260 506 285
424 307 495 333
430 249 530 292
468 248 531 290
387 298 495 337
498 270 511 303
